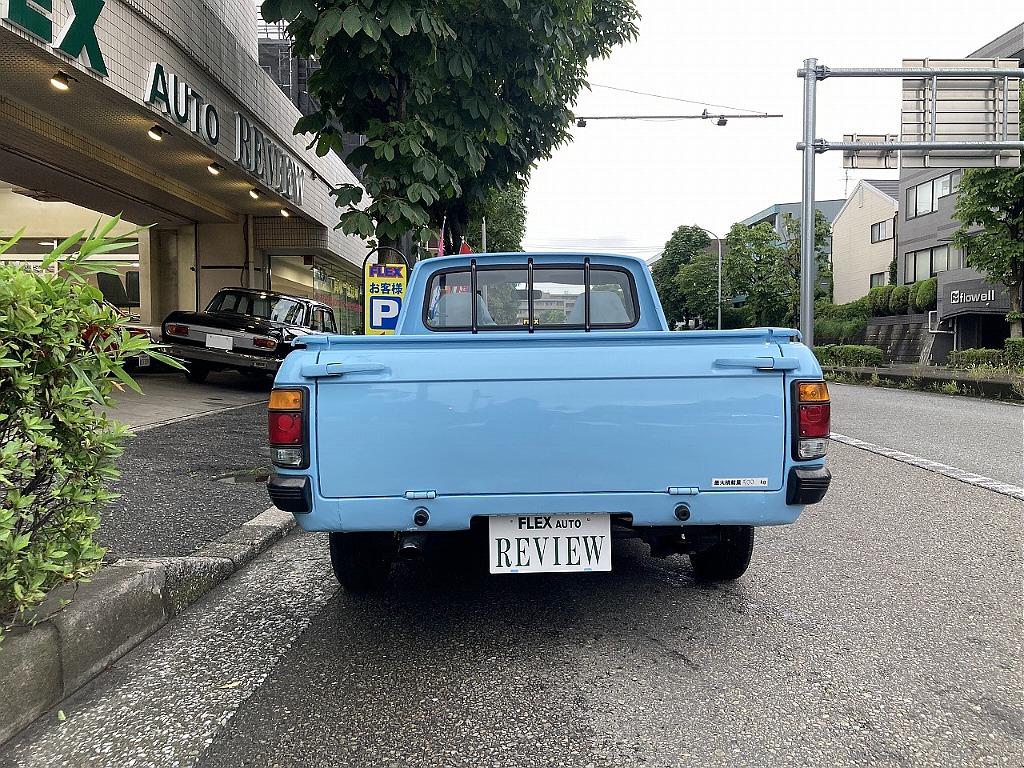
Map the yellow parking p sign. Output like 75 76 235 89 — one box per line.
363 263 407 335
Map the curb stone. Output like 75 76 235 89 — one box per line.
823 365 1020 400
0 506 295 747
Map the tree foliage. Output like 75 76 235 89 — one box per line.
0 220 172 642
952 165 1024 338
651 225 711 328
261 0 639 250
725 211 832 327
674 254 719 329
466 179 527 253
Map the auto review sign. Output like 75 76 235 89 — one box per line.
2 0 108 76
144 62 305 205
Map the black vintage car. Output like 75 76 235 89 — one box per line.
161 287 338 383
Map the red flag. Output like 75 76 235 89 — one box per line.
459 239 472 254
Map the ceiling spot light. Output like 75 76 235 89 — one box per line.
576 118 587 128
248 188 261 199
147 124 167 141
716 117 728 127
280 208 291 217
207 162 224 175
50 71 75 91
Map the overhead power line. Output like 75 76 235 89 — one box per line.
590 83 773 116
574 110 782 127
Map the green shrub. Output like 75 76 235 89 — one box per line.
914 278 938 312
0 220 167 646
890 285 910 315
816 295 871 321
814 316 867 344
815 344 885 367
868 285 894 316
948 348 1005 368
908 281 923 313
1005 337 1024 369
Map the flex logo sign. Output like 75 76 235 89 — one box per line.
364 263 406 335
2 0 108 76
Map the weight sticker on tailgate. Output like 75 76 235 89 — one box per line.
712 477 769 487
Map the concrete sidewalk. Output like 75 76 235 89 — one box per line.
1 371 291 746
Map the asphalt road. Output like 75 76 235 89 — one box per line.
829 382 1022 490
4 438 1020 767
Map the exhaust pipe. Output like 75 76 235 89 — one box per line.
398 532 427 560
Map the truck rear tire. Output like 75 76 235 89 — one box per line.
184 363 210 384
329 532 391 591
689 525 754 581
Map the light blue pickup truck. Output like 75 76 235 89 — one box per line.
267 252 831 590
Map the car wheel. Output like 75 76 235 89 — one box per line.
329 532 391 591
184 363 210 384
689 525 754 581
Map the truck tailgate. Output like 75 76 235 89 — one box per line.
308 332 792 499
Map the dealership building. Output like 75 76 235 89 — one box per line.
0 0 368 331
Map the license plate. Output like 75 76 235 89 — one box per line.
206 333 233 350
488 514 611 574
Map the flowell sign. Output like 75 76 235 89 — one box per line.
939 274 1012 318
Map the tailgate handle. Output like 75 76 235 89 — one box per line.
714 356 799 371
301 362 386 378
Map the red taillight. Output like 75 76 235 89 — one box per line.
166 324 189 336
253 337 277 349
269 411 303 444
798 403 831 438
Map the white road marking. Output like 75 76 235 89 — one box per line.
830 432 1024 501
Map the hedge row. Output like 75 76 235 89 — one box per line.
866 279 937 316
1006 338 1024 368
815 344 885 367
948 348 1005 368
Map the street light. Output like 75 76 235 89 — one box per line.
692 225 723 330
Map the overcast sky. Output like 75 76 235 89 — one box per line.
520 3 1023 260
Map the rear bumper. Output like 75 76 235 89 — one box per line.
161 342 283 372
277 483 814 533
786 466 831 505
268 473 312 514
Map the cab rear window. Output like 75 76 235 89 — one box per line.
425 262 638 331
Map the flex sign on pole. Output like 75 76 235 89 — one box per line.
363 263 406 335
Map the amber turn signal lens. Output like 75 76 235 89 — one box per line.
797 381 830 403
269 389 303 410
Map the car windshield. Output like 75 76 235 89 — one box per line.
207 291 305 323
